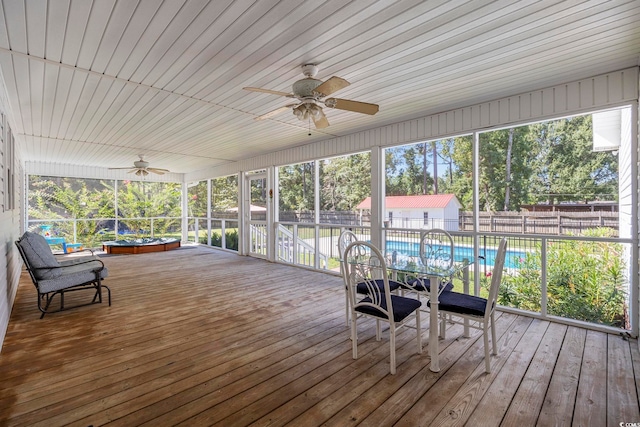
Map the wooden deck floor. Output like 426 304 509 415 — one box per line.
1 245 639 427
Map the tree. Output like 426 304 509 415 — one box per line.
320 153 371 211
385 145 433 196
116 181 181 237
528 116 617 204
211 175 239 214
478 127 531 211
29 176 115 247
437 135 474 209
279 162 315 213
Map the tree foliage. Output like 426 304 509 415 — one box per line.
320 153 371 211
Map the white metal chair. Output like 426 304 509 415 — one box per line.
338 230 402 327
432 237 508 373
338 230 359 326
400 228 455 299
343 240 422 375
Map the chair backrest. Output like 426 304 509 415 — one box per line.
342 240 393 316
338 230 358 260
338 230 359 288
419 228 454 270
485 237 508 317
15 231 62 283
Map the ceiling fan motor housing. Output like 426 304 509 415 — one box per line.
292 78 323 98
134 160 149 168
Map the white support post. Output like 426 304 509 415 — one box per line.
473 131 481 296
239 171 247 255
370 146 385 251
181 182 188 243
314 160 320 269
267 166 275 262
114 179 119 239
207 178 211 246
630 103 639 337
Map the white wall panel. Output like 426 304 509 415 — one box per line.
0 103 23 351
25 162 183 183
187 67 639 181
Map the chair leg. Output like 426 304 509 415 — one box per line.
483 323 491 373
389 323 396 375
490 312 498 355
416 309 422 354
351 316 358 360
103 285 112 306
345 290 350 327
376 319 381 341
440 313 447 338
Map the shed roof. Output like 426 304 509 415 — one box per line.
356 194 460 210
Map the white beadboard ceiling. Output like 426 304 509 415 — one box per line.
0 0 639 175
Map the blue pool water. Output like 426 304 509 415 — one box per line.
385 240 528 269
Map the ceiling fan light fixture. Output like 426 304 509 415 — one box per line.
309 104 322 119
293 104 305 119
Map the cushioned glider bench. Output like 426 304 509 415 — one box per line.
16 231 111 318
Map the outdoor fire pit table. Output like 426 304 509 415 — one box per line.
102 237 181 254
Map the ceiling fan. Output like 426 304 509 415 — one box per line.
243 64 379 129
108 155 170 176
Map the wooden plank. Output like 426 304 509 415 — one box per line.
607 333 640 426
288 315 505 427
379 313 519 427
465 319 551 426
501 321 567 426
402 315 534 427
572 330 607 427
537 326 586 426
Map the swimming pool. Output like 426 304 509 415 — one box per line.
385 240 528 269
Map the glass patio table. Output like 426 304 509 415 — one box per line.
384 252 473 372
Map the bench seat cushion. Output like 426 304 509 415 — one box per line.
37 261 108 293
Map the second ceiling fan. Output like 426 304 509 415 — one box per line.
243 64 379 129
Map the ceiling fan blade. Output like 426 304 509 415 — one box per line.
312 109 330 129
314 76 350 97
255 103 298 120
148 168 169 175
325 98 379 115
243 87 294 97
108 166 135 170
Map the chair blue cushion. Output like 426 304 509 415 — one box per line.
356 278 401 295
402 277 453 293
355 295 421 322
429 291 487 317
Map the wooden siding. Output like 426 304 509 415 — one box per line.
0 245 638 426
